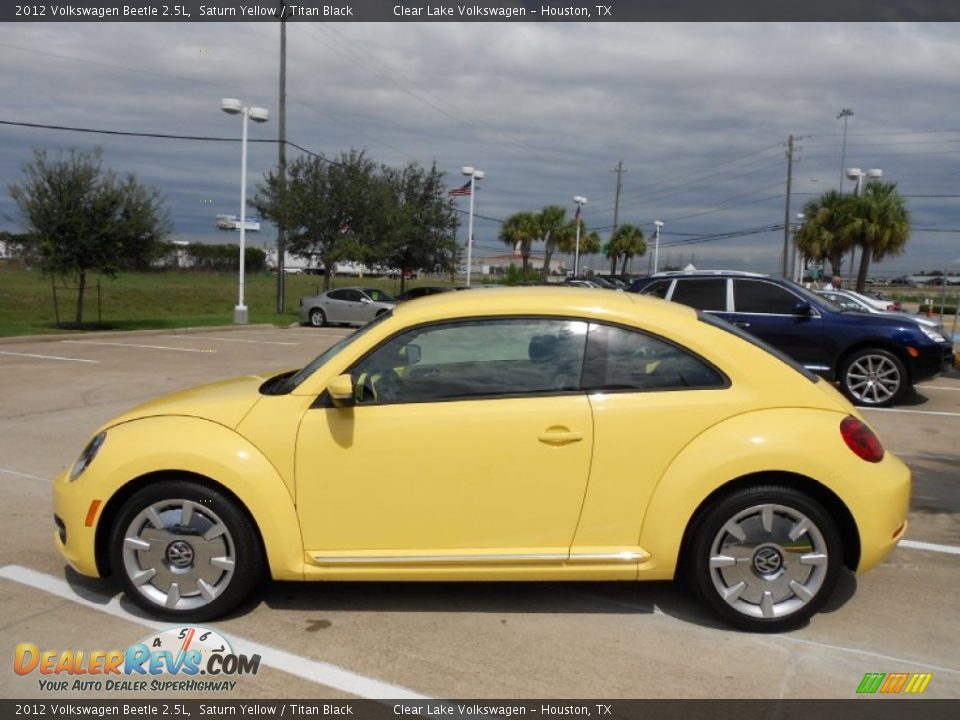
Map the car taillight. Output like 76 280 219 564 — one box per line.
840 416 884 463
886 304 896 311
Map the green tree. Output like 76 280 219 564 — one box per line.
499 211 540 279
607 224 647 275
538 205 568 278
795 190 852 279
843 182 910 293
254 149 380 291
8 148 171 325
374 162 459 292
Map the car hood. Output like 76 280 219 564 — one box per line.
103 374 268 431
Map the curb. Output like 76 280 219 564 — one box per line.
0 324 286 346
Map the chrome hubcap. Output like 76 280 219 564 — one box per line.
846 354 900 404
122 499 236 611
709 504 828 620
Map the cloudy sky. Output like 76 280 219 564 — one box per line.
1 21 959 275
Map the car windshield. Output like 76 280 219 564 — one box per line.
272 312 393 394
363 289 396 303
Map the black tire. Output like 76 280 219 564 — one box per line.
109 480 264 621
309 308 326 327
839 348 907 408
686 484 842 632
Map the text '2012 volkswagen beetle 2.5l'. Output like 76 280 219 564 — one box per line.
54 288 910 632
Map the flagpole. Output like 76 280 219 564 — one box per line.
460 166 483 287
572 196 587 277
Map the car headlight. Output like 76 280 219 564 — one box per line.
919 325 946 343
70 432 106 481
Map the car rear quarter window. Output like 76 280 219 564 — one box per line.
670 278 727 311
582 323 726 392
733 279 799 314
640 279 672 298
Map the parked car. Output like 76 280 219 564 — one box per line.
630 270 953 407
564 279 604 289
55 287 910 631
395 286 456 302
299 287 396 327
817 289 940 331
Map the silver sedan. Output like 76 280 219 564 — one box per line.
299 287 396 327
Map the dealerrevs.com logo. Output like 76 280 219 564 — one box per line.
14 626 260 692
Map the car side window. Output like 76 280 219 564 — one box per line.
327 289 351 302
734 280 799 314
350 318 589 405
641 279 672 298
669 278 726 311
582 323 725 392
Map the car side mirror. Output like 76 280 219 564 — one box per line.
793 300 813 316
360 297 373 304
401 344 421 365
327 374 356 408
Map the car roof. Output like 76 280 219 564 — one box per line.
646 269 769 279
389 285 696 325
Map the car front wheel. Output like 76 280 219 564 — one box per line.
109 480 263 621
687 485 842 632
839 348 906 407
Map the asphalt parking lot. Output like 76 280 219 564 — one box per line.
0 324 958 700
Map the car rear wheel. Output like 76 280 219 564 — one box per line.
687 485 842 632
839 348 906 407
309 308 326 327
109 480 263 621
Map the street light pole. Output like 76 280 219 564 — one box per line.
461 166 483 287
222 98 269 324
653 221 664 273
838 108 853 194
572 195 587 277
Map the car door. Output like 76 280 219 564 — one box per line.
295 317 595 561
730 279 827 370
322 289 355 324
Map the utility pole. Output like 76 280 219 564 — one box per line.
838 108 853 194
275 5 288 313
782 134 795 279
611 160 625 274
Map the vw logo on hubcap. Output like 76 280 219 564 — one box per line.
166 540 195 568
752 546 783 575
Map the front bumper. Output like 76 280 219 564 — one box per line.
53 468 103 578
909 341 955 383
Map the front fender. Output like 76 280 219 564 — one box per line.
637 408 900 577
59 416 305 581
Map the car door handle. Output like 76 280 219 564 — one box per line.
734 321 751 328
538 429 583 446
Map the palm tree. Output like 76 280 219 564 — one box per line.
795 190 852 279
538 205 568 279
843 182 910 293
499 211 540 279
607 224 646 275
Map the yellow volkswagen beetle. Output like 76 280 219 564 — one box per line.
54 288 910 631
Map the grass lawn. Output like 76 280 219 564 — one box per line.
0 268 447 337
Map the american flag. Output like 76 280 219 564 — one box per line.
574 205 582 223
448 181 472 197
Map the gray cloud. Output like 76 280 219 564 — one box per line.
2 21 959 274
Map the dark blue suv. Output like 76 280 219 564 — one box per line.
630 270 954 407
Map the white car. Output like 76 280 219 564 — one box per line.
817 289 943 332
299 287 396 327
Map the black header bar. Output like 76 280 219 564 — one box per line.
6 0 960 23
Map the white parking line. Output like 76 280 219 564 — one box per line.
921 385 960 392
62 340 216 354
0 350 99 364
162 335 300 346
900 539 960 556
864 407 960 418
0 564 428 700
0 466 49 482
